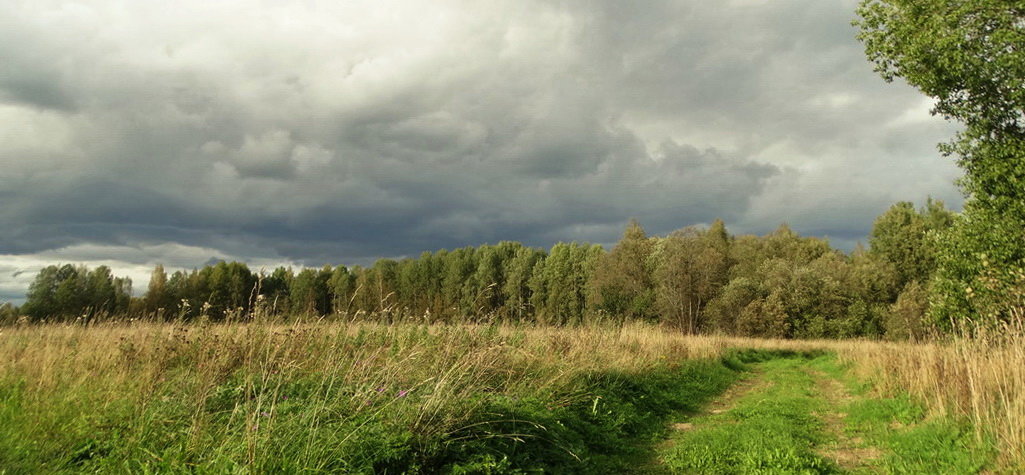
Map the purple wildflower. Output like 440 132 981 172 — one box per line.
375 387 385 393
397 390 409 398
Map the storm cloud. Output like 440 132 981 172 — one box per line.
0 0 963 302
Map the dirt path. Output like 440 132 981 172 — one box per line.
627 371 771 474
636 353 991 473
649 355 894 473
810 369 882 472
702 371 773 417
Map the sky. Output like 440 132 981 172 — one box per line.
0 0 964 304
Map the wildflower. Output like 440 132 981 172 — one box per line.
397 390 409 398
281 395 289 401
375 387 385 393
261 411 271 418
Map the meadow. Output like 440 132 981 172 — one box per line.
1 319 1020 473
3 0 1023 472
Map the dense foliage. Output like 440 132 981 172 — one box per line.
19 264 132 321
856 0 1025 325
15 201 955 339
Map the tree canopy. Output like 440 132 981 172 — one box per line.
857 1 1025 325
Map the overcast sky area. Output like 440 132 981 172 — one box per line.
0 0 964 304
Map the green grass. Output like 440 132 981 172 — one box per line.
659 351 995 474
811 353 994 473
841 382 993 473
0 323 999 473
433 357 745 473
0 360 746 473
661 353 838 474
0 324 751 474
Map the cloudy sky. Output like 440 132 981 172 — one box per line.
0 0 963 304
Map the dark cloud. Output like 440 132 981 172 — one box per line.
0 0 963 297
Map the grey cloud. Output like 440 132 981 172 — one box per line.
0 75 76 112
0 0 963 299
0 18 78 112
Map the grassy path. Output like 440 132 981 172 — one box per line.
810 367 881 472
651 352 990 474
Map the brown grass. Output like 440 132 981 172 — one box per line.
0 320 1021 469
832 322 1025 470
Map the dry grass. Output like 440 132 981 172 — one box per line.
831 322 1025 470
0 321 806 470
0 321 824 399
0 320 1020 470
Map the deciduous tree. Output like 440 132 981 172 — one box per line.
857 1 1025 324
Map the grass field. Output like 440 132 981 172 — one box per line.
0 320 1019 473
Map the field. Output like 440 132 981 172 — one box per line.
0 320 1021 473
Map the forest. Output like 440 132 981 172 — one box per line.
9 199 956 341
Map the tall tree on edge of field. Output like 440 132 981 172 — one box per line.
145 264 170 316
857 1 1025 326
588 220 657 322
868 199 954 289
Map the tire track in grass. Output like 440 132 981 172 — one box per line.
628 372 771 473
669 372 773 433
659 355 839 474
809 368 882 473
639 351 994 474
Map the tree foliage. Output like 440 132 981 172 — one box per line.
868 200 954 288
651 221 730 333
857 1 1025 324
0 302 19 325
589 220 656 322
22 264 132 321
15 203 970 340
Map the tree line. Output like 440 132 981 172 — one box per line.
7 200 957 340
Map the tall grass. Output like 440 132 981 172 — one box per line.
2 319 1021 471
0 321 801 471
834 320 1025 470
